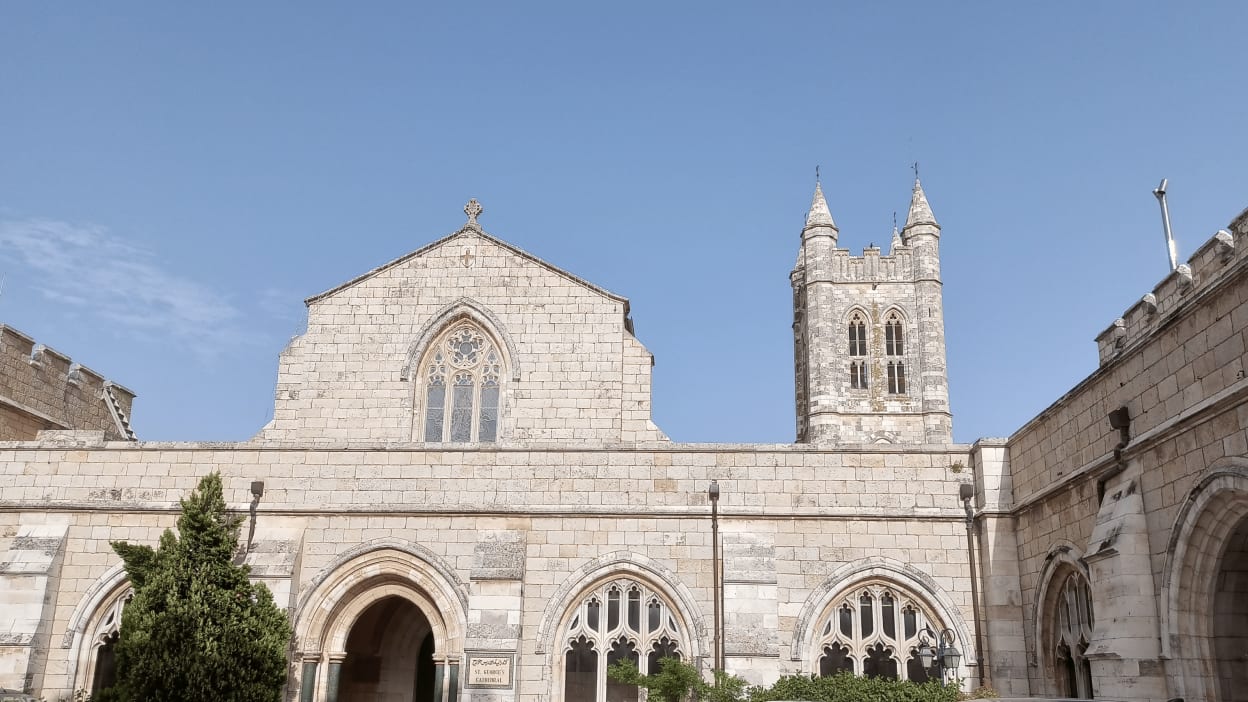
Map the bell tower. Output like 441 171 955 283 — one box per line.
791 175 952 444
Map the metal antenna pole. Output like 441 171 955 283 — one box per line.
1153 179 1178 272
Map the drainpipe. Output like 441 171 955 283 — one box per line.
959 482 986 689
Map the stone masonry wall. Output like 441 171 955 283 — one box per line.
1006 209 1248 699
0 326 135 441
0 441 978 699
260 227 664 445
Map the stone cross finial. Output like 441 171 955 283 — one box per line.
464 199 483 225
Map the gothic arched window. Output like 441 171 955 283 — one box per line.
1051 570 1095 699
561 578 684 702
884 311 906 394
419 322 503 443
887 362 906 395
848 311 868 390
814 584 946 682
88 589 131 697
884 312 904 356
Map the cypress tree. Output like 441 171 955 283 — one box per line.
104 472 291 702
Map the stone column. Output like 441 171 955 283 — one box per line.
433 658 446 702
325 653 347 702
447 658 460 702
298 654 319 702
971 440 1029 695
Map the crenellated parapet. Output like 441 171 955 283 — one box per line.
0 324 136 441
1095 208 1248 365
822 245 915 283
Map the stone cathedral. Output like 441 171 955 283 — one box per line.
2 181 1247 702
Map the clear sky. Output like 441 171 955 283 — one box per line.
1 2 1245 444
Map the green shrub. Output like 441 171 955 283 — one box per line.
748 672 960 702
106 473 291 702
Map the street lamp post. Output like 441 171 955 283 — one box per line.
916 626 962 683
708 480 722 679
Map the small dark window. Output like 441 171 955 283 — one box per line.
850 361 868 390
860 594 874 637
887 362 906 394
864 643 898 679
587 599 600 632
819 643 855 677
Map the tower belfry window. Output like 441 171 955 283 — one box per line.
885 313 904 356
848 314 867 357
887 362 906 395
420 322 502 443
884 312 906 394
849 312 869 390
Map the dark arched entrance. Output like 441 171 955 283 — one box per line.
1214 517 1248 701
340 596 437 702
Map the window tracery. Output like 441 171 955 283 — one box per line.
884 311 906 394
887 362 906 395
88 589 131 696
848 311 868 390
1051 570 1095 698
420 322 502 443
562 578 684 702
814 584 942 682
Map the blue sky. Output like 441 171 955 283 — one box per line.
1 2 1245 443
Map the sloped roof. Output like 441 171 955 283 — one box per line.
305 223 630 308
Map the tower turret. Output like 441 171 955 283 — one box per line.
804 182 838 243
792 182 840 441
901 178 952 442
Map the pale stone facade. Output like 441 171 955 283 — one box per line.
1 190 1246 702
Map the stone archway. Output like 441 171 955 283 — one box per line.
338 596 437 702
1212 517 1248 700
1163 458 1248 702
292 545 468 702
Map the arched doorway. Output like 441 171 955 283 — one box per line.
339 596 438 702
1163 459 1248 702
1213 516 1248 700
292 544 469 702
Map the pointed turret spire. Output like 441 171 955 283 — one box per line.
805 182 837 232
890 212 903 253
903 178 938 231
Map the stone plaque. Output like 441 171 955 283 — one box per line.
465 652 514 689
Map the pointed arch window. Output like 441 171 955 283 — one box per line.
848 312 868 390
562 578 684 701
420 322 503 443
1051 570 1095 699
87 588 132 697
884 311 906 395
887 362 906 395
814 584 946 682
848 312 868 356
884 312 904 356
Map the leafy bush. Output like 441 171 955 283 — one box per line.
606 659 962 702
748 673 959 702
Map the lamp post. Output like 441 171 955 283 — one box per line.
958 481 985 688
708 480 722 678
916 626 962 683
